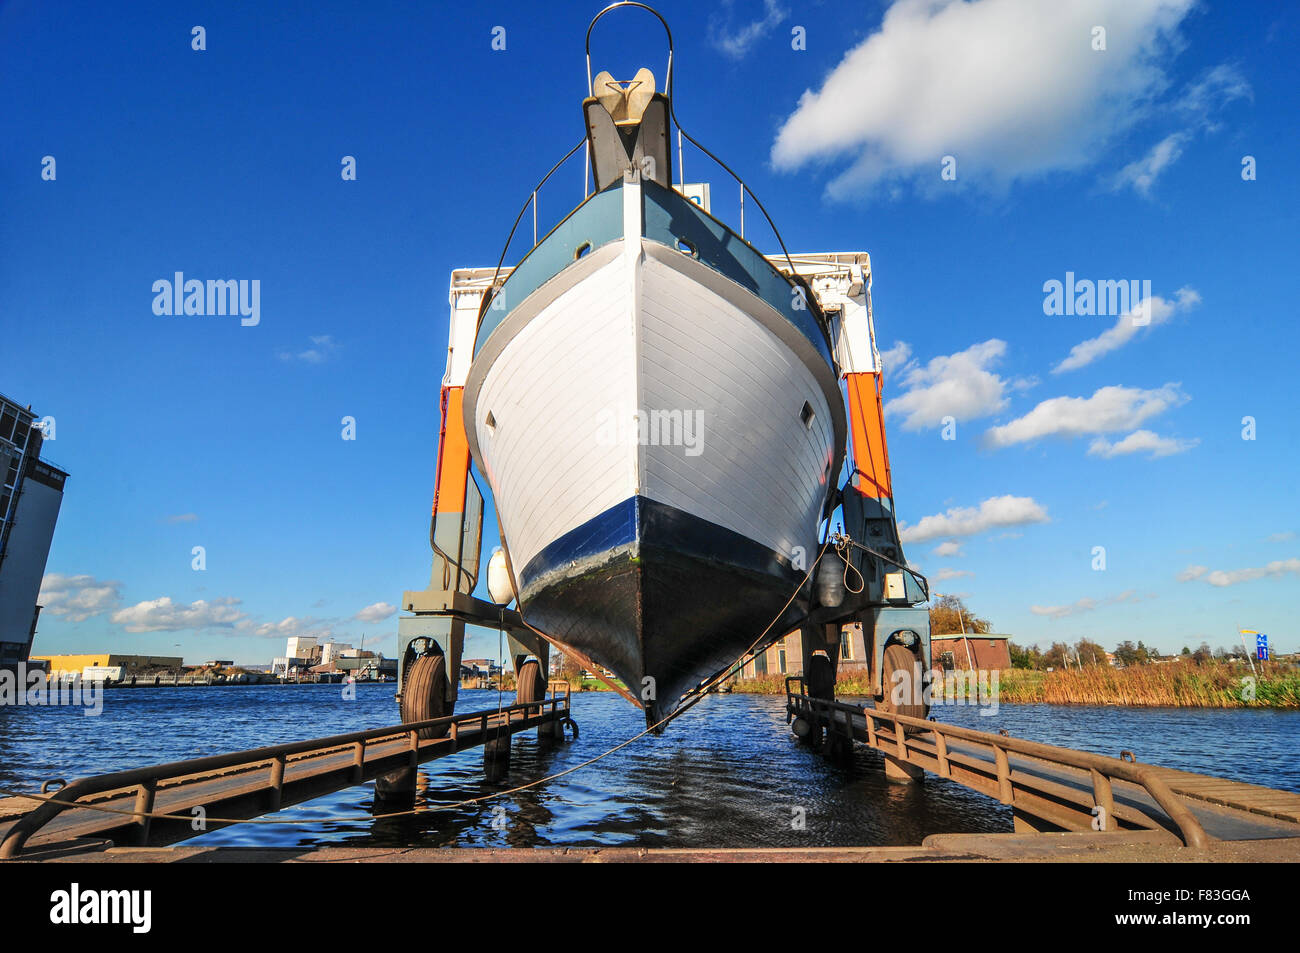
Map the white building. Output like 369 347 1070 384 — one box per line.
285 635 318 662
0 393 67 667
319 642 355 665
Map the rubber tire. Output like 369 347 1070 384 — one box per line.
515 659 545 704
806 653 836 700
401 654 451 739
874 643 928 720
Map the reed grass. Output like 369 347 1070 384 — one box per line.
728 660 1300 708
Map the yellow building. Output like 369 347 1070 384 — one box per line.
31 654 184 676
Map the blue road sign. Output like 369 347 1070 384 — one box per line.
1256 633 1269 661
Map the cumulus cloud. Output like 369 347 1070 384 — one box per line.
38 573 123 622
1054 287 1200 373
1088 429 1198 459
984 383 1188 449
933 540 963 558
884 339 1019 431
709 0 788 59
244 615 335 640
355 601 397 623
111 596 246 633
1179 559 1300 588
900 495 1048 543
772 0 1198 198
878 341 915 376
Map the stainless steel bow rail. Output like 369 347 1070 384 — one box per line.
0 690 574 859
786 678 1300 849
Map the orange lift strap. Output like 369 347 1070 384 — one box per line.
844 371 893 500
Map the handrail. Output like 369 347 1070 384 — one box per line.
787 689 1211 849
585 2 673 99
477 138 587 330
0 697 567 859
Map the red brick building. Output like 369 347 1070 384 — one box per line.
931 634 1012 670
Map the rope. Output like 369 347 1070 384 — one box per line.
834 535 865 595
0 539 832 832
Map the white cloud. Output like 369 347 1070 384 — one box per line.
934 568 974 581
885 339 1015 430
166 513 199 524
900 494 1048 543
709 0 787 59
1107 65 1251 196
984 383 1188 449
1266 531 1296 543
879 341 915 377
933 540 963 557
1030 597 1097 619
38 573 123 622
1108 133 1188 196
111 596 246 633
1088 429 1198 459
1180 558 1300 588
771 0 1198 198
278 335 339 364
1054 287 1199 372
244 615 335 640
1031 589 1143 618
355 601 397 623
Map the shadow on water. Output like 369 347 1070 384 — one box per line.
1 683 1294 848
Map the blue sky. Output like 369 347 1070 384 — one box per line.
2 0 1296 666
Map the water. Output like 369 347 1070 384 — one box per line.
0 684 1295 848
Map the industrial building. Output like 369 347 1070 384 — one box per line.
31 654 185 677
0 392 68 668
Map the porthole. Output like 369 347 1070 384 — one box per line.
675 236 698 257
574 241 593 259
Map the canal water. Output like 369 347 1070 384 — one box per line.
1 685 1295 849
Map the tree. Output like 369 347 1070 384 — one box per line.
1042 642 1070 670
1113 641 1140 667
929 595 992 635
1009 642 1043 670
1074 638 1108 666
1191 642 1212 665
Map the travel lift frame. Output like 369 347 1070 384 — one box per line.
778 253 932 781
385 250 931 799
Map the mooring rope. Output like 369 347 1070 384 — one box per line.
0 538 832 833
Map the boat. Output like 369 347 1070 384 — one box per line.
459 6 844 724
397 3 931 736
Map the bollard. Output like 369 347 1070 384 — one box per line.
483 726 512 782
